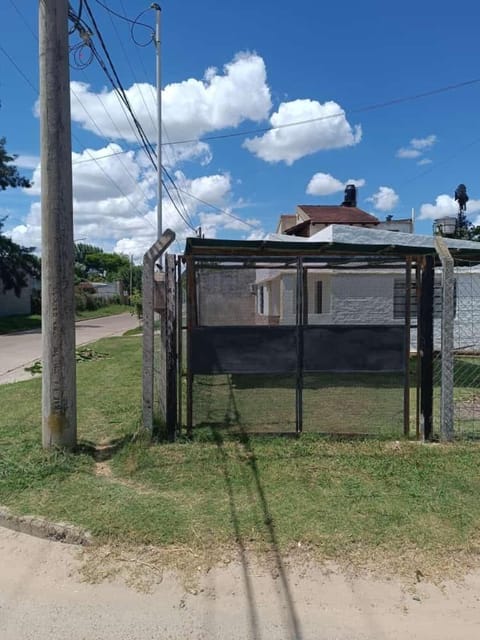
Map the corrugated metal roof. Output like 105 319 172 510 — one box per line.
183 224 480 262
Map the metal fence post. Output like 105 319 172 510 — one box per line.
295 257 304 434
420 255 434 441
435 236 455 441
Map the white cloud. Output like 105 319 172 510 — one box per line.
396 148 422 159
246 229 267 240
69 52 272 164
367 186 399 212
396 134 437 160
306 172 365 196
419 194 480 221
417 158 432 166
15 154 40 170
243 99 362 165
306 172 343 196
187 173 232 206
346 178 366 189
11 145 260 256
411 134 437 150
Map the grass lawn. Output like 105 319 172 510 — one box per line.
2 334 480 577
0 314 42 334
0 305 131 334
192 373 405 435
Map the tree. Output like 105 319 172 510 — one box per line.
0 137 31 190
0 140 37 295
0 219 40 295
73 242 136 286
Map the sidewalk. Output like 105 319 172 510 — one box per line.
0 313 139 385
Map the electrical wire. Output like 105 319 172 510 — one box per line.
67 64 480 162
164 76 480 147
93 0 154 46
69 3 196 231
0 45 38 93
74 1 201 232
10 2 480 235
8 0 37 39
71 0 158 168
176 187 259 230
162 179 197 233
0 40 157 234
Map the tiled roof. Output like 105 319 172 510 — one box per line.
297 205 380 225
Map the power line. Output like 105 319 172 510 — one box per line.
0 45 38 93
72 1 200 232
101 1 158 136
176 187 259 230
8 0 37 39
71 0 158 168
0 39 157 234
66 72 480 165
93 0 154 46
164 76 480 147
162 179 197 233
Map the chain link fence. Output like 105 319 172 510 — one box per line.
451 260 480 437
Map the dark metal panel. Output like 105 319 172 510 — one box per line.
191 325 404 375
303 325 405 372
190 326 297 374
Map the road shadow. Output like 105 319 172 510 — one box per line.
206 377 303 640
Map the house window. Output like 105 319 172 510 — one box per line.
259 285 264 314
315 281 323 314
393 278 456 319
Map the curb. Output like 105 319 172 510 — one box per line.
0 506 93 546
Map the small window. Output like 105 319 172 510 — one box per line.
315 281 323 314
259 285 264 314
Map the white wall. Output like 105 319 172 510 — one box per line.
330 272 399 325
0 280 33 317
280 271 399 325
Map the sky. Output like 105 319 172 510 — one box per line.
2 0 480 260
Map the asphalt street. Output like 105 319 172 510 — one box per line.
0 313 139 385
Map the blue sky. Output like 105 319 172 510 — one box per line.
2 0 480 259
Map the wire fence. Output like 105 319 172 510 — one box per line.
451 261 480 437
186 258 407 437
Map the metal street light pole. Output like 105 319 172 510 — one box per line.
151 3 162 240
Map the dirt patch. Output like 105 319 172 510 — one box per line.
3 527 480 640
93 461 156 495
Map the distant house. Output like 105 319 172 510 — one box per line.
283 204 380 237
255 188 414 327
0 275 38 318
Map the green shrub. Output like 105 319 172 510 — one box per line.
75 291 87 312
31 289 41 314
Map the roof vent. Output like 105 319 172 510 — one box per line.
342 184 357 208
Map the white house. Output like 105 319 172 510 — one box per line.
254 222 480 352
0 275 38 318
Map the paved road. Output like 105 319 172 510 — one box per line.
0 313 140 385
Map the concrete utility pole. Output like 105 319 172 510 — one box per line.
152 3 162 240
39 0 77 449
